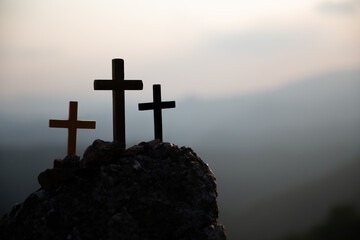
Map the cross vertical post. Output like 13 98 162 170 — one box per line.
153 85 163 141
112 59 125 146
94 59 143 149
68 101 78 155
138 84 176 142
49 101 96 156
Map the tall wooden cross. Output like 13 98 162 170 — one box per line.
49 101 96 156
138 84 176 142
94 59 143 148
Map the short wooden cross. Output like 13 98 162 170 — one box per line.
94 59 143 148
49 101 96 156
138 84 176 142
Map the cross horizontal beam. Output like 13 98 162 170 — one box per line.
49 120 96 129
94 80 143 90
138 101 175 110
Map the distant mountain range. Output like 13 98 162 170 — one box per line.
225 159 360 240
1 69 360 239
184 69 360 198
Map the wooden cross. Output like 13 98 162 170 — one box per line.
49 101 96 156
138 84 176 142
94 59 143 148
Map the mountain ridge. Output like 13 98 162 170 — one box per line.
223 158 360 240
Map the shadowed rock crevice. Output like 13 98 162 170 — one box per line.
0 139 226 240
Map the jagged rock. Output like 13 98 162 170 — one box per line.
38 155 81 190
82 139 123 168
53 155 80 169
0 140 227 240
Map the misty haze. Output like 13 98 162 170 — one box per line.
1 69 359 239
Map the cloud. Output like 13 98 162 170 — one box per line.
317 1 359 15
207 28 318 57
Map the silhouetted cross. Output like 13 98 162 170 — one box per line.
138 84 176 142
94 59 143 148
49 101 96 156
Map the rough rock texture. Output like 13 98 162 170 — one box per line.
0 140 226 240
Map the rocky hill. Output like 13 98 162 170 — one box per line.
0 140 226 240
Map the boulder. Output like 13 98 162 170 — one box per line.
0 140 227 240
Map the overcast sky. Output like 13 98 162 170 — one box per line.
0 0 359 104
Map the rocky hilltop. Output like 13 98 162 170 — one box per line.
0 140 226 240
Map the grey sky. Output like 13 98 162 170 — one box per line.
0 0 359 101
317 0 360 14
